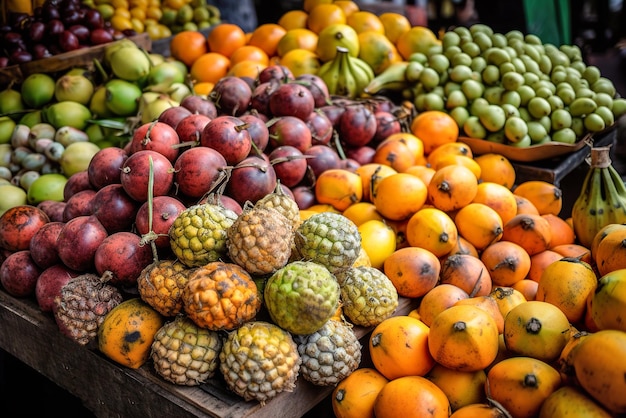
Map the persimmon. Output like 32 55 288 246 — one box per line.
372 137 416 173
373 375 450 418
502 213 552 256
486 356 562 418
454 295 505 334
314 168 363 211
426 364 487 411
371 173 427 221
535 257 597 323
428 164 478 212
512 279 539 302
354 163 397 203
428 304 500 372
369 315 435 380
489 286 527 319
406 207 458 257
542 214 575 247
527 249 563 283
332 368 388 418
440 253 492 297
454 203 503 251
474 153 516 189
514 194 540 215
513 180 563 216
472 181 518 225
480 241 531 287
426 141 473 167
410 110 459 155
418 283 469 327
551 243 592 264
383 246 441 298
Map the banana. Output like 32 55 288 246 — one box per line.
317 51 342 96
572 167 603 248
602 167 626 225
363 61 410 95
336 50 358 98
345 55 374 98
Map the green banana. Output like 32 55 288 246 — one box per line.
318 46 374 98
363 61 410 95
346 55 374 97
336 50 357 98
317 50 342 97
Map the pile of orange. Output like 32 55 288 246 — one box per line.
168 0 443 94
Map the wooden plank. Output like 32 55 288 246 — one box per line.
0 287 417 418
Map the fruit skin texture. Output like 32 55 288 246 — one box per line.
97 298 164 369
293 319 362 386
0 204 49 252
425 363 487 411
571 329 626 414
336 266 399 327
332 367 388 418
150 316 222 386
264 261 340 335
219 321 301 405
538 386 613 418
427 304 499 372
486 356 562 418
503 300 571 363
168 203 238 268
137 259 191 317
368 315 435 380
183 261 261 331
590 268 626 331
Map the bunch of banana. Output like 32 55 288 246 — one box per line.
317 47 374 99
572 146 626 248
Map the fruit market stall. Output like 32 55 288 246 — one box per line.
2 1 626 417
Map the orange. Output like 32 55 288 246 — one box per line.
334 0 360 17
170 31 209 67
542 214 575 248
306 3 346 34
454 203 504 251
227 60 266 79
206 23 247 58
369 315 436 380
277 9 309 30
374 375 451 418
358 219 396 269
278 48 321 77
247 23 287 57
314 168 363 211
371 173 427 221
480 240 532 287
428 164 479 212
410 110 460 155
487 357 562 418
474 153 516 189
229 45 269 66
342 201 384 226
418 283 469 327
193 81 214 96
347 10 385 34
276 28 319 57
332 368 388 418
383 246 441 298
303 0 333 12
428 305 500 372
440 253 492 297
471 181 518 225
358 31 401 75
316 23 360 62
354 163 397 202
396 25 441 60
406 207 459 257
379 12 411 44
527 249 563 283
189 52 230 84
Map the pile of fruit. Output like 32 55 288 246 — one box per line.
0 0 625 417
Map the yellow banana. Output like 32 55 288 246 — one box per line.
363 61 410 95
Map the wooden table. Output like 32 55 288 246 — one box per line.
0 288 417 418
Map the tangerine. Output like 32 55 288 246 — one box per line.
207 23 246 58
189 52 230 84
169 30 208 66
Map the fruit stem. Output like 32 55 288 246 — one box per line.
525 317 542 334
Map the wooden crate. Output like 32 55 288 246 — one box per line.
0 288 417 418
